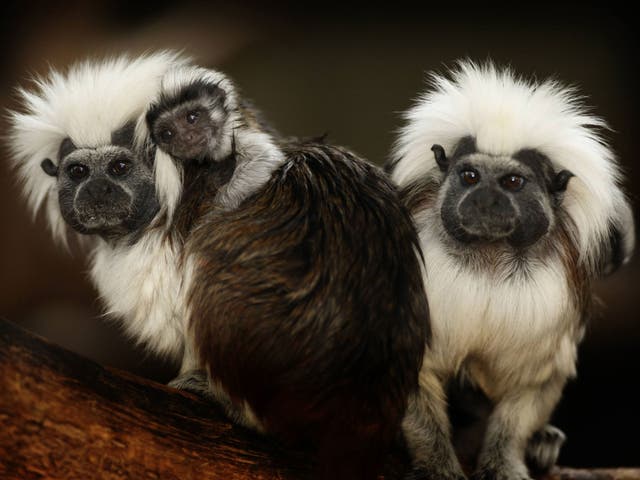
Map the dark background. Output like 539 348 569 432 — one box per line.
1 0 637 468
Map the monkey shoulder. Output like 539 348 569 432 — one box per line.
275 142 413 222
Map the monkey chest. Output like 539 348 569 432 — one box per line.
90 235 187 359
425 260 579 389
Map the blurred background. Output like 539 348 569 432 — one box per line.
1 0 637 468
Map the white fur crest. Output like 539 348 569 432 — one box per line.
392 60 628 270
158 65 239 111
8 51 188 242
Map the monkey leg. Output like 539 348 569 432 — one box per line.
403 366 467 480
472 378 565 480
525 424 566 474
168 340 209 394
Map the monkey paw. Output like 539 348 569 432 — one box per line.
525 424 566 474
168 369 213 399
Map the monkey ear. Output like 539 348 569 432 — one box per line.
431 144 449 172
58 137 77 161
551 170 574 193
111 121 136 148
41 158 59 177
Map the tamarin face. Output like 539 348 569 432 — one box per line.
40 122 159 239
434 137 573 249
146 81 229 163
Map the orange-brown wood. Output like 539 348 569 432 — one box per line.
0 319 637 480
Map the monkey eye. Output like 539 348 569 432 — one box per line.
109 159 131 177
67 163 89 180
160 128 174 143
500 174 526 191
186 111 200 124
460 169 480 186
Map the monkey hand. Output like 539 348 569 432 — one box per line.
525 424 566 474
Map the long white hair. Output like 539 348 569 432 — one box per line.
8 51 188 242
391 60 632 271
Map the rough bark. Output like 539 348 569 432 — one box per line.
0 318 637 479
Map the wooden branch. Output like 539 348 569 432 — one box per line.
0 318 637 480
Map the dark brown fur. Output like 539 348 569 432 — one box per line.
171 155 237 240
400 177 440 225
187 142 429 478
554 216 593 326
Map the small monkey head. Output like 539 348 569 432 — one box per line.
41 123 159 239
146 80 230 163
434 137 573 249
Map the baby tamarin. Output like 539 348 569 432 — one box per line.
387 61 635 480
9 53 429 479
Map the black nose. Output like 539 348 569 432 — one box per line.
458 187 516 237
469 187 512 215
85 179 117 201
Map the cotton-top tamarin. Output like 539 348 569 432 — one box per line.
387 61 635 480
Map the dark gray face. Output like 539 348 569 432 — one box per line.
146 82 228 162
434 137 573 249
41 124 159 239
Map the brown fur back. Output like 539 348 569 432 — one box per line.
187 142 429 476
